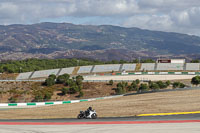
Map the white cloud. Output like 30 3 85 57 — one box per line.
123 15 173 32
1 0 200 35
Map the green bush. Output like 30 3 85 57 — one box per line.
57 75 67 84
32 90 44 102
191 76 200 86
108 80 114 85
44 91 53 101
149 83 160 90
48 74 56 80
32 88 54 102
115 86 125 95
128 81 138 91
139 83 148 92
76 75 84 86
156 81 167 89
61 87 69 95
8 96 18 103
165 80 171 87
44 77 55 86
179 83 186 88
172 82 186 89
79 91 84 97
173 82 180 88
135 79 140 85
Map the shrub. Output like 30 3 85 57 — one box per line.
156 81 167 89
8 96 18 103
43 91 53 101
63 74 70 79
48 74 56 80
115 86 125 94
44 77 55 86
172 82 185 89
61 87 69 95
69 85 79 94
139 83 148 92
165 80 171 87
149 83 160 90
56 74 70 84
32 90 44 102
179 83 186 88
173 82 180 88
56 75 65 84
135 79 140 85
79 91 84 97
191 76 200 86
108 80 114 85
32 88 54 102
129 81 138 91
76 75 84 86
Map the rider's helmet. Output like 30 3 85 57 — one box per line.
89 107 92 110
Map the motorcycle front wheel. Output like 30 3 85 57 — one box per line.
91 113 97 119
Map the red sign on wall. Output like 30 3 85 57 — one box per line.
157 59 171 63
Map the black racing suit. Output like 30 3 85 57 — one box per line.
85 108 92 116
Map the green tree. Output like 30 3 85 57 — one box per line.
135 79 140 85
191 76 200 86
44 77 55 86
57 75 68 84
76 75 84 85
165 81 171 87
61 87 69 95
108 80 114 85
69 85 79 94
129 81 138 91
139 83 148 92
156 81 167 89
191 59 199 63
149 83 160 90
49 74 56 80
173 82 180 88
116 82 128 94
179 83 186 88
115 86 125 94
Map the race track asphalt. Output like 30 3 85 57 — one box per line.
0 114 200 133
0 113 200 123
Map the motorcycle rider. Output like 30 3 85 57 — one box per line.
85 107 93 116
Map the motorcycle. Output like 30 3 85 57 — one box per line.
77 110 97 119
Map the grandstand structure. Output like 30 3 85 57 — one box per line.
16 61 200 80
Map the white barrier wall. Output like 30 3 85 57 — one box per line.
92 64 121 73
121 64 136 71
78 66 93 74
31 69 60 78
186 63 200 70
16 72 32 80
140 63 155 71
157 63 184 70
59 67 74 75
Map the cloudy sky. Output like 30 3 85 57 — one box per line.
1 0 200 36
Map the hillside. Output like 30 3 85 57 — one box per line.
0 22 200 61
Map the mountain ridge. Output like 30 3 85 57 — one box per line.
0 22 200 61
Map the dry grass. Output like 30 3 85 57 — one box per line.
0 89 200 119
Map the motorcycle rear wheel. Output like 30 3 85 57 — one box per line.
77 114 83 119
